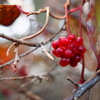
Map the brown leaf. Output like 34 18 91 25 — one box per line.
86 0 100 55
0 5 21 26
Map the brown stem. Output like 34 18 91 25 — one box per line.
21 7 50 40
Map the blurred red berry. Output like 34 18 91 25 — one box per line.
52 40 59 49
59 58 70 67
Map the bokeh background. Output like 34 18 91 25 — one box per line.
0 0 100 100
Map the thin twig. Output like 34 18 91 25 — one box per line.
40 43 54 61
21 7 50 40
18 78 38 92
0 34 39 47
64 0 71 35
13 44 19 72
66 77 79 87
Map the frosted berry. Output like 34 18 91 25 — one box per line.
59 58 70 67
52 40 59 49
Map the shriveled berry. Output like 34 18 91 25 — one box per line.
52 40 59 49
69 34 76 42
56 47 64 57
65 50 72 58
76 37 83 46
59 37 69 47
59 58 70 67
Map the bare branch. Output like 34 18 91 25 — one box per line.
64 70 100 100
0 34 39 47
21 7 50 40
0 21 65 68
40 43 54 61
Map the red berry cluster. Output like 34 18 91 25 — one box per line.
52 34 86 67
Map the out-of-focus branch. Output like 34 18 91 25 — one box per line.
0 34 39 47
21 7 50 40
0 21 65 68
64 70 100 100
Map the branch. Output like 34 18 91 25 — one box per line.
64 70 100 100
0 34 39 47
0 21 65 68
21 7 50 40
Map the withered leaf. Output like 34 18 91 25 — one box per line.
0 5 21 26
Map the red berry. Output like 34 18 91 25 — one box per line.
52 49 59 57
65 49 72 58
56 47 64 57
59 37 69 47
69 34 76 42
70 61 78 67
75 55 81 62
68 43 76 49
78 46 86 54
52 40 59 49
59 58 70 67
76 37 83 46
70 57 78 67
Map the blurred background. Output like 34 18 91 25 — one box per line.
0 0 100 100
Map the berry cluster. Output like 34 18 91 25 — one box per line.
52 34 86 67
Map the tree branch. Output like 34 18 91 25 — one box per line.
0 21 65 68
64 70 100 100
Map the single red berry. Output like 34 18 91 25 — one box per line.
75 55 81 62
56 47 64 57
70 57 78 67
65 49 72 58
68 43 76 49
52 40 59 49
76 37 83 46
69 34 76 42
59 58 70 67
70 61 78 67
78 46 86 54
52 49 59 57
59 37 70 47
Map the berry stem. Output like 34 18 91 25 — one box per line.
97 53 100 71
69 6 81 13
16 5 29 14
80 58 85 83
79 5 82 38
64 1 71 36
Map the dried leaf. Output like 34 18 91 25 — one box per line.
0 5 21 26
86 0 100 55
